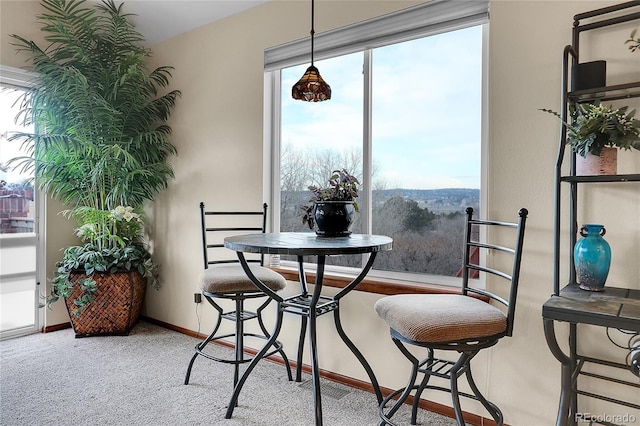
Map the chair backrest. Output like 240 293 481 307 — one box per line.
200 202 268 269
461 206 528 337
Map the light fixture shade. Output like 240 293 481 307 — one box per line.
291 65 332 102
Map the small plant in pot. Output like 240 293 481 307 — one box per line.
541 101 640 175
301 169 359 237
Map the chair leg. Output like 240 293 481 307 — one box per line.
449 354 468 426
226 307 286 419
380 336 504 426
378 337 420 426
411 349 434 424
186 292 293 394
184 297 224 385
234 297 244 389
465 363 503 425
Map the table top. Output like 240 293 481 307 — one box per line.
542 284 640 332
224 232 393 256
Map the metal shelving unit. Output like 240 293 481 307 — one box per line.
542 2 640 425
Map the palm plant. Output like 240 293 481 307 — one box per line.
9 0 180 314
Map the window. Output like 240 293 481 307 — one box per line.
0 65 44 338
266 1 488 285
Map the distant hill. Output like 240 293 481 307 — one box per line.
283 188 480 214
373 188 480 213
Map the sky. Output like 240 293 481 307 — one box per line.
280 25 482 190
0 86 32 185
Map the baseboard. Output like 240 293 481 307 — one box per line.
42 322 71 333
142 316 503 426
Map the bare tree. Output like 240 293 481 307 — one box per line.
278 143 471 276
281 143 311 192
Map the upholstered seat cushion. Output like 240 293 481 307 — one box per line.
201 264 287 294
374 294 507 344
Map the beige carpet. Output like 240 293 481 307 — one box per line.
0 321 458 425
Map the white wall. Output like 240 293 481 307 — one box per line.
3 1 639 424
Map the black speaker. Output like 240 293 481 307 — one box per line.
571 60 606 91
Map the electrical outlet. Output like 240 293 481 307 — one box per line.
194 293 202 304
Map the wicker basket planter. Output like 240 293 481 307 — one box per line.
64 271 146 337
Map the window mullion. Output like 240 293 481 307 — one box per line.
361 49 373 267
266 71 281 230
362 49 373 235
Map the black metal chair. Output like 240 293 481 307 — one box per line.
184 202 292 388
374 207 528 426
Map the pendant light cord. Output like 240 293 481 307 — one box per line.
310 0 315 66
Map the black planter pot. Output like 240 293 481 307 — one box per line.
314 201 355 237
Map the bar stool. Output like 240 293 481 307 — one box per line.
184 202 292 388
375 207 528 425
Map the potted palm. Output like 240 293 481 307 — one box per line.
542 102 640 175
9 0 180 335
301 169 359 236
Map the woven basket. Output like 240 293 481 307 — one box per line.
64 271 146 337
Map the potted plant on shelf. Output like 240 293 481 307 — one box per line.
542 102 640 175
301 169 359 236
9 0 180 336
626 29 639 52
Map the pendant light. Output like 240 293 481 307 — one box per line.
291 0 331 102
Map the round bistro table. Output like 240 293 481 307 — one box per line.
223 232 393 426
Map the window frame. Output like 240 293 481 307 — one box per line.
0 64 46 338
263 1 489 287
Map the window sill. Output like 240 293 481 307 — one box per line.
270 266 463 296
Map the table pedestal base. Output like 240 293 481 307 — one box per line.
225 253 383 426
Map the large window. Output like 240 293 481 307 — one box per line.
267 1 487 285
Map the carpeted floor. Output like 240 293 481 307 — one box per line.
0 321 458 425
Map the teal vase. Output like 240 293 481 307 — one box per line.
574 224 611 292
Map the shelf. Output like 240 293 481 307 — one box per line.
542 284 640 331
568 81 640 102
573 356 640 411
560 173 640 183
